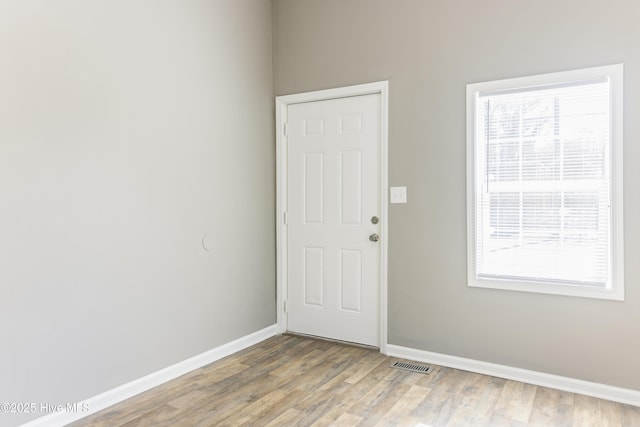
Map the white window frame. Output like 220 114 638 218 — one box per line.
466 64 624 300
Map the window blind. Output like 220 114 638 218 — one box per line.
473 79 611 287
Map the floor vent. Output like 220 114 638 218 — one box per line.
391 361 432 374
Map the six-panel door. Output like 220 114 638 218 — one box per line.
287 94 381 346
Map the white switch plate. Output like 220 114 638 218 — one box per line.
390 186 407 204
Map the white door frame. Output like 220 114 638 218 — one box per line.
275 81 389 353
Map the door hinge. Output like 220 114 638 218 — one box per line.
283 123 288 137
283 211 288 225
283 300 287 313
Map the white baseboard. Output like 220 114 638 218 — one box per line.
386 344 640 407
22 325 277 427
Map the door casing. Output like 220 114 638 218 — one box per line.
275 81 389 353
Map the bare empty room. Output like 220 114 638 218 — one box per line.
1 1 640 426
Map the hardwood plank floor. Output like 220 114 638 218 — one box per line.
70 335 640 426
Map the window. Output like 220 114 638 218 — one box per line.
466 65 624 300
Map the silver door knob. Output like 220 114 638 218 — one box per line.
369 233 380 242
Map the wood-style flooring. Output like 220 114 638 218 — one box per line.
70 334 640 426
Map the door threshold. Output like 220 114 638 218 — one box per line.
285 332 379 351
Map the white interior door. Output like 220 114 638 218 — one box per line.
286 93 381 346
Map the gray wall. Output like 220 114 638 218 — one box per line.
0 1 274 425
273 0 640 390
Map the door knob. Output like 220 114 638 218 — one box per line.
369 233 380 242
